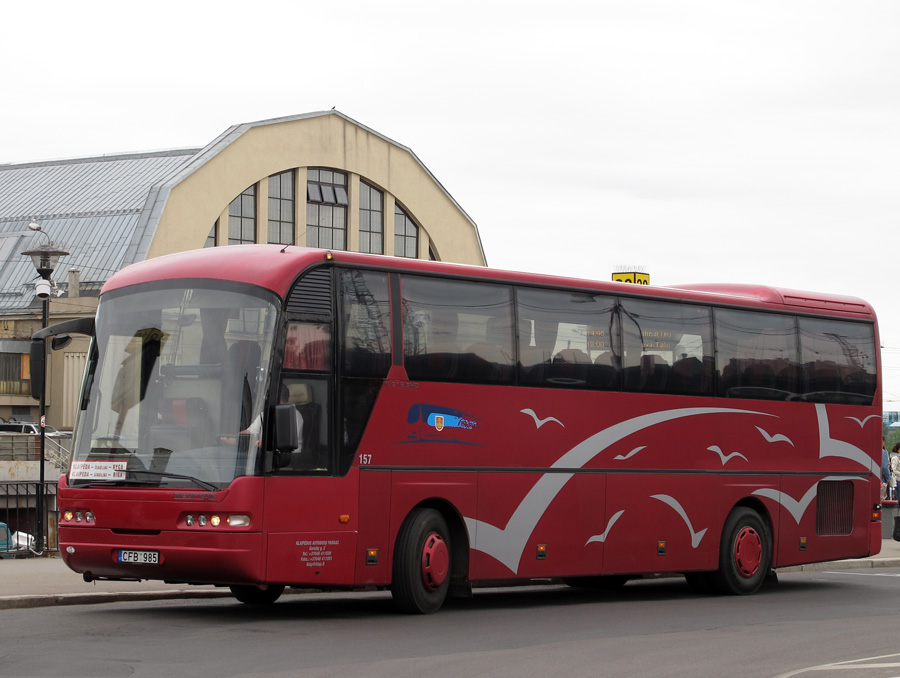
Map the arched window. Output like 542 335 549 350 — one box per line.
358 181 383 254
228 184 257 245
268 170 295 245
306 168 348 250
394 204 418 259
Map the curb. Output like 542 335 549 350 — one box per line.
0 589 232 610
775 557 900 573
3 558 899 611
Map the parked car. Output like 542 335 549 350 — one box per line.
0 422 71 437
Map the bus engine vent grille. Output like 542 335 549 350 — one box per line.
286 267 332 316
816 480 854 536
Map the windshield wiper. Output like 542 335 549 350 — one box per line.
125 469 218 491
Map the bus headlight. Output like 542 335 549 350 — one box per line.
61 509 95 523
182 513 251 528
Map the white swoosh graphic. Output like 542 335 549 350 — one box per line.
614 446 646 461
586 510 625 545
753 476 845 523
465 407 769 573
707 445 748 465
520 408 564 429
846 414 881 428
756 426 794 446
651 494 708 548
816 404 880 475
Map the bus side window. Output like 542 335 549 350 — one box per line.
401 275 513 384
279 378 330 473
284 323 331 370
340 270 391 378
798 317 876 404
715 309 798 401
619 298 714 396
515 288 616 389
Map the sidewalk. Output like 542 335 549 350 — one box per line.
3 540 900 610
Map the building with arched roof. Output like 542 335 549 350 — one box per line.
0 110 486 430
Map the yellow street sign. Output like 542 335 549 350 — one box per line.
612 272 650 285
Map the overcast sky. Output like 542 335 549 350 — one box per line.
3 1 899 404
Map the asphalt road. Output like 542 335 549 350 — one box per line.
3 568 900 678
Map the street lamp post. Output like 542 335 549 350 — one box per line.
22 221 68 553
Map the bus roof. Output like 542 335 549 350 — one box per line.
102 245 876 320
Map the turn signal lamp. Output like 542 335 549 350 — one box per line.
183 514 251 528
61 509 95 524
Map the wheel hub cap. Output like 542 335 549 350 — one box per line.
734 526 762 578
421 532 449 590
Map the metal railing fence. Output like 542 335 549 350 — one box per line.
0 481 58 556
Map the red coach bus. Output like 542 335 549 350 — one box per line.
34 245 882 613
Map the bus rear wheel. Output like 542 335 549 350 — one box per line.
712 507 771 595
392 508 451 614
230 584 285 605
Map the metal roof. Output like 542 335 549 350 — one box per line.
0 150 198 312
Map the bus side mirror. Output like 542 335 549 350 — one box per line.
29 338 45 401
51 334 73 351
30 316 95 402
272 404 300 469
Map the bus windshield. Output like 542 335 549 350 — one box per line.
69 282 279 489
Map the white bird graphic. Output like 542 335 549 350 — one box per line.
520 408 564 429
846 415 881 428
651 494 708 548
614 446 646 461
586 510 625 545
817 405 880 475
707 445 748 465
756 426 794 446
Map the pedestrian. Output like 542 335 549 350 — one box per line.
882 438 890 501
891 442 900 502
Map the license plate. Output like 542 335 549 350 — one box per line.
118 549 159 565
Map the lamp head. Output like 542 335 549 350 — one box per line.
34 279 52 300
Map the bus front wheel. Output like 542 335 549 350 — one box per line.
392 508 451 614
230 584 285 605
712 507 771 595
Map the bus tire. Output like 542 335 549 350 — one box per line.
392 508 451 614
712 507 771 595
230 584 285 605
